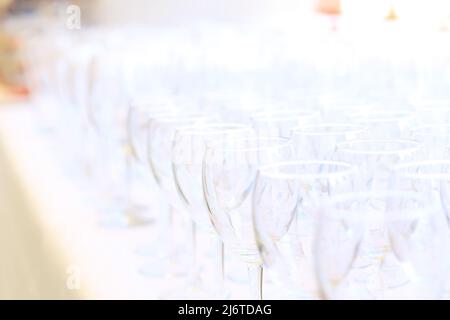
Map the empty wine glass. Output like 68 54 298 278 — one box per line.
126 101 181 256
144 113 219 291
393 160 450 228
393 160 450 296
82 47 139 227
315 191 449 299
127 101 179 164
409 124 450 159
291 123 368 160
172 123 253 296
148 114 219 211
253 160 357 299
203 136 294 299
173 124 253 230
412 98 450 125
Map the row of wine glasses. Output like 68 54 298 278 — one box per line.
18 24 450 299
125 101 450 299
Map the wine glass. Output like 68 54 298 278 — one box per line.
202 136 294 299
333 139 425 269
172 123 254 296
126 101 181 256
253 160 357 299
409 124 450 159
412 98 450 125
82 45 142 227
315 191 449 299
127 101 179 164
393 160 450 230
147 114 219 211
393 160 450 291
49 36 98 180
291 123 368 160
144 113 219 291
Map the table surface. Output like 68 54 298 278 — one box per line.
0 103 176 299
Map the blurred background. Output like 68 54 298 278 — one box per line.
0 0 449 100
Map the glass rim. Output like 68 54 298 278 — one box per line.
394 160 450 180
291 123 368 136
319 95 374 106
148 113 218 124
174 123 252 136
322 190 437 221
350 109 414 123
206 136 291 152
410 124 450 136
336 139 423 155
411 97 450 108
257 160 356 180
415 105 450 113
252 116 316 123
251 109 319 121
320 104 374 112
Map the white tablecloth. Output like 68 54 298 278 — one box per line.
0 103 167 299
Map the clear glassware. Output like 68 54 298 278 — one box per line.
147 114 219 211
253 160 357 299
315 191 449 299
126 101 180 256
334 139 424 191
84 47 139 227
409 124 450 159
202 136 294 299
172 123 254 296
291 123 368 160
348 109 416 139
86 34 185 229
144 113 219 290
44 34 98 181
393 160 450 229
334 140 423 276
127 101 179 164
411 97 450 125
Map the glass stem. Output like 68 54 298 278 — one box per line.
209 235 225 296
158 204 175 260
190 220 201 287
123 147 134 212
167 205 175 256
219 241 225 291
247 264 263 300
